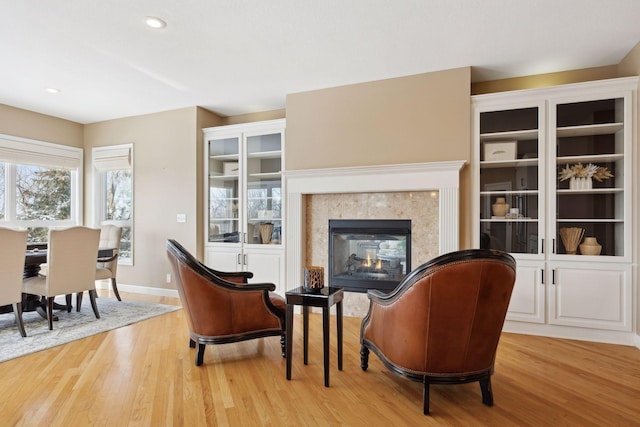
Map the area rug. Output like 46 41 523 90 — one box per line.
0 297 181 363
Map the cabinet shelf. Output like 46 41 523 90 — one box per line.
248 172 281 179
481 218 537 222
556 122 623 137
480 190 538 196
556 218 623 223
209 154 240 161
480 158 538 168
247 150 281 159
556 188 623 195
556 154 624 164
209 174 240 180
479 129 538 141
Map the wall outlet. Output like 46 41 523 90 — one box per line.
176 213 186 223
166 273 171 283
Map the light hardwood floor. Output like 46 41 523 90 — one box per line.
2 290 639 426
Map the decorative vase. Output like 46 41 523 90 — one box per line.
569 177 592 190
560 227 584 255
304 266 324 291
491 197 509 217
259 223 274 244
580 237 602 256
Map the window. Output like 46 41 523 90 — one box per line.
93 144 133 265
0 134 82 242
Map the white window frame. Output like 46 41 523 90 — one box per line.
0 133 83 231
93 144 134 266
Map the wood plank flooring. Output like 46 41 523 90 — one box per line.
1 290 639 426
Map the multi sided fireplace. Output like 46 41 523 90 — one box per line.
328 219 411 293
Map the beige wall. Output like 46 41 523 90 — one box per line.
84 107 221 289
0 104 83 148
285 67 472 247
286 67 471 169
617 40 640 336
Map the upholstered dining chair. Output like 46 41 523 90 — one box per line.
22 226 101 330
360 249 516 415
95 224 123 301
166 239 286 366
0 228 29 337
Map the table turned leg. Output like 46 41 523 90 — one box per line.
337 300 343 371
286 304 293 380
323 305 330 387
303 305 309 365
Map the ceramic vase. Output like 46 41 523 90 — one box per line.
579 236 602 256
491 197 509 217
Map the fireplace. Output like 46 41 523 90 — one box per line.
329 219 411 293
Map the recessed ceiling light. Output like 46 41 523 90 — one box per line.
46 88 61 94
145 16 167 29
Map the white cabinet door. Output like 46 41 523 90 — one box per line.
204 246 242 272
549 262 632 331
245 247 284 293
506 262 545 323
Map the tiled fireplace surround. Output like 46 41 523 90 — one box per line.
284 161 465 317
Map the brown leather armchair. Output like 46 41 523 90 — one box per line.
360 249 516 415
166 239 286 366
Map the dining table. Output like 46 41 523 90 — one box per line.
0 244 117 318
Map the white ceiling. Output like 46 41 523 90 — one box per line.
2 1 640 124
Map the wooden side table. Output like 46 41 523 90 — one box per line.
285 286 344 387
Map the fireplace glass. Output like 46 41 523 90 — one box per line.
329 219 411 293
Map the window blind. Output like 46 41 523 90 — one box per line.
0 134 82 170
93 145 132 171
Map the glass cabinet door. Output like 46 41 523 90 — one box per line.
478 106 542 255
207 136 241 243
245 132 283 245
552 97 626 257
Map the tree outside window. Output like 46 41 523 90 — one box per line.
0 134 82 242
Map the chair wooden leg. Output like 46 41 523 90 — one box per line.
196 343 206 366
189 338 196 348
89 290 100 319
423 378 430 415
46 297 54 330
111 278 122 301
480 377 494 407
13 302 27 337
76 292 84 312
65 294 72 312
360 345 369 371
280 333 286 358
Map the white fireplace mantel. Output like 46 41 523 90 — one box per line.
283 160 466 292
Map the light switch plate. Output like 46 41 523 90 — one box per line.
177 213 187 223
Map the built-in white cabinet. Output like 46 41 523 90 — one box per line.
472 78 637 344
203 119 285 292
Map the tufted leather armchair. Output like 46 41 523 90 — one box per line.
166 239 286 366
360 249 516 415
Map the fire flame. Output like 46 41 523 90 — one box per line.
364 254 372 267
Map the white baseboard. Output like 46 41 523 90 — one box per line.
95 280 179 298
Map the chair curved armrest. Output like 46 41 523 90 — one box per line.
366 289 391 303
202 264 254 281
226 280 276 292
